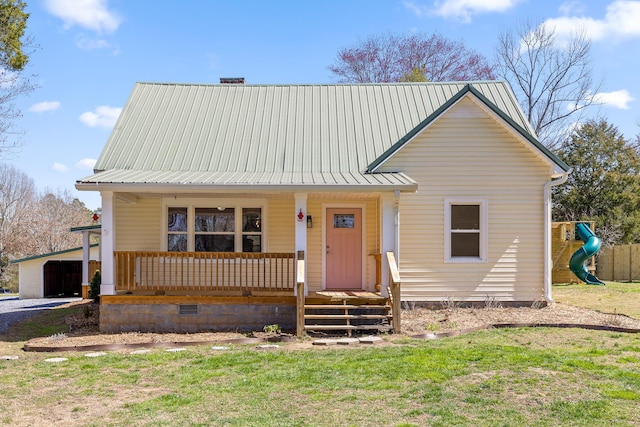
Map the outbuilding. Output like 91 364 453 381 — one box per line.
12 244 99 299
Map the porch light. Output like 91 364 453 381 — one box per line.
307 215 313 228
217 207 225 211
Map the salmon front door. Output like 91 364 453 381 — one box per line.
326 208 362 290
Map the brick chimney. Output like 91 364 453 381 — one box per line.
220 77 245 84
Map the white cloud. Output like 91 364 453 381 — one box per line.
28 101 61 113
544 0 640 42
76 158 97 170
591 89 635 109
403 1 429 16
414 0 521 22
44 0 122 33
76 37 111 50
75 37 121 55
79 105 122 129
558 1 586 16
52 163 68 172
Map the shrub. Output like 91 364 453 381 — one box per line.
89 270 101 301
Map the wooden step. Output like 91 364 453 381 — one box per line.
304 314 391 320
302 295 394 336
353 324 392 331
304 304 390 310
304 324 357 331
304 324 392 331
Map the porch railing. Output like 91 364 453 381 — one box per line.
114 251 296 294
386 251 402 334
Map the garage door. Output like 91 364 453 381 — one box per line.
43 261 82 297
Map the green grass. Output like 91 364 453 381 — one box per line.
1 291 640 426
553 281 640 318
0 306 80 343
1 327 640 426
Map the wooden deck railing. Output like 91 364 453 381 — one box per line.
114 251 296 293
386 251 402 334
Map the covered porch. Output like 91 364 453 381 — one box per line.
95 249 401 336
81 186 410 335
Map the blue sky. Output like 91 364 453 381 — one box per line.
10 0 640 211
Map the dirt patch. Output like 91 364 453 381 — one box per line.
22 300 640 351
401 302 640 335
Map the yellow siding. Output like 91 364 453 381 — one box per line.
115 198 162 251
380 97 550 301
306 198 323 290
267 199 295 252
365 198 378 287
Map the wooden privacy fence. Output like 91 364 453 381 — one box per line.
114 251 296 293
597 244 640 282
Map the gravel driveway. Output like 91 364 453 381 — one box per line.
0 296 81 334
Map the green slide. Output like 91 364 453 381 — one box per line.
569 222 605 285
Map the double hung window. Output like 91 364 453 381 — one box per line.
444 198 487 263
194 208 235 252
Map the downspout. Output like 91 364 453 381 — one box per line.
543 169 571 303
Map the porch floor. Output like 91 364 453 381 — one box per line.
307 290 386 302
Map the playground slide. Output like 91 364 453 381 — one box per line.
569 222 605 285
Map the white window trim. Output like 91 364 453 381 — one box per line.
444 197 488 263
161 198 268 252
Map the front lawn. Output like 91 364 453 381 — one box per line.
1 326 639 426
1 285 640 426
553 281 640 319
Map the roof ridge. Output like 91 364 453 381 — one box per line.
134 81 508 88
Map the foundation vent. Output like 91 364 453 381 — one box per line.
178 304 198 315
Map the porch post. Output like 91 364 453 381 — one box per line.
294 193 308 296
380 192 398 297
100 191 116 295
81 231 90 298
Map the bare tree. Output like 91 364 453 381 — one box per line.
495 20 601 149
0 163 94 288
0 162 35 276
0 69 36 155
329 32 495 83
25 189 93 254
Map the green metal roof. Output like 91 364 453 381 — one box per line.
78 81 564 188
70 224 101 233
11 244 99 264
78 169 417 191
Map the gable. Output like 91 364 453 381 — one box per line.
367 86 569 175
377 97 551 178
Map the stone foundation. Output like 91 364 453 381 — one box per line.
99 296 296 333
